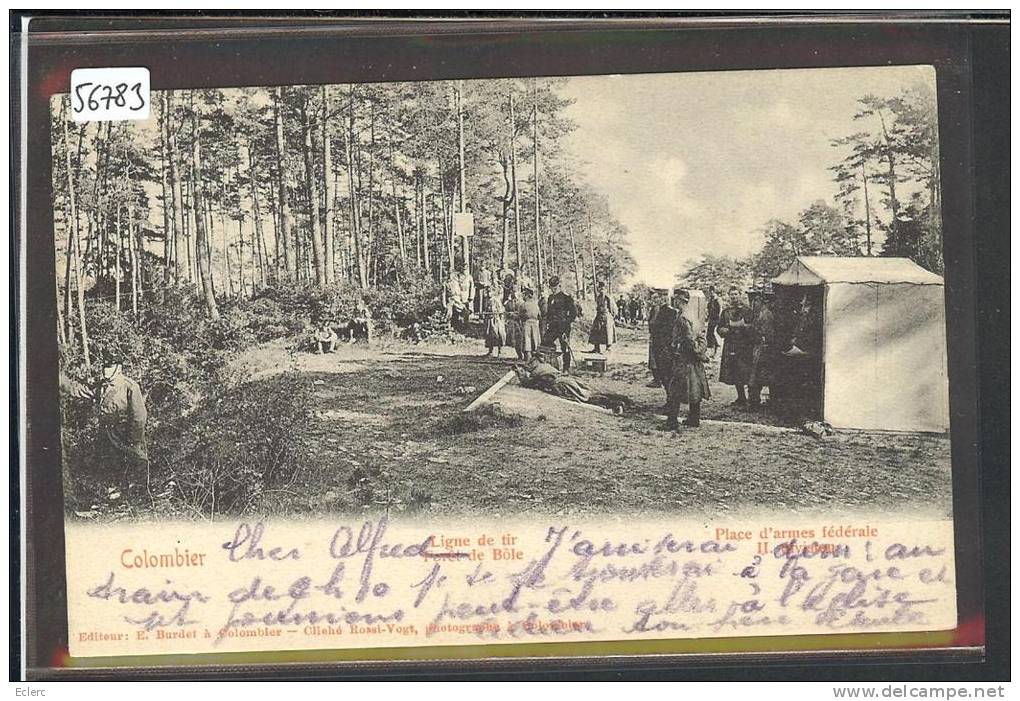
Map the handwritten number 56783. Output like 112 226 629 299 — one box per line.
72 82 146 113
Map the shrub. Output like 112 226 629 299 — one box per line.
439 403 525 434
248 278 446 339
157 372 313 516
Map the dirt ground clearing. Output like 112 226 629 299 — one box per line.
236 325 953 520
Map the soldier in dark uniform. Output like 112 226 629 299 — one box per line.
706 286 722 358
749 286 777 408
502 271 525 359
587 282 617 353
717 285 755 405
476 262 493 314
616 294 629 324
646 288 667 387
649 288 680 404
94 354 149 491
629 296 643 326
541 275 579 372
664 288 711 430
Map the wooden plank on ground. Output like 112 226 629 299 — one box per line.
649 414 796 433
530 390 614 414
463 370 517 412
701 418 795 432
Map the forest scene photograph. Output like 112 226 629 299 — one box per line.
51 66 953 521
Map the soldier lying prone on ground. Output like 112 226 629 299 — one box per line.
514 358 627 415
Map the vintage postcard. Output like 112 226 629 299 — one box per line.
51 64 957 660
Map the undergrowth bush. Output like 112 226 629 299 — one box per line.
59 277 446 516
156 373 313 516
440 403 525 434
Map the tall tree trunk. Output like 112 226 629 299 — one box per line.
158 93 172 283
568 224 582 299
392 149 406 265
861 162 873 256
345 85 368 288
532 80 543 286
268 170 282 281
321 86 336 285
237 217 248 296
300 96 326 286
500 153 512 269
332 167 344 281
877 110 900 224
413 172 422 268
60 104 76 340
90 122 113 281
61 103 90 367
205 198 217 295
273 87 295 279
421 179 431 277
251 208 264 289
60 214 72 346
123 160 139 315
547 210 556 274
190 94 220 320
509 85 522 268
365 101 377 286
587 210 597 291
81 123 102 269
67 122 88 334
436 153 453 274
219 181 233 296
246 142 267 287
456 80 468 270
114 204 122 311
129 214 139 320
605 229 614 294
167 92 187 283
91 124 112 282
185 175 197 284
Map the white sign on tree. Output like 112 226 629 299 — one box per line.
454 212 474 238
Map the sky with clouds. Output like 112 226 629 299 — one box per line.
560 65 936 288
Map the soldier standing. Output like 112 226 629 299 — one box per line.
629 296 643 326
476 261 493 314
445 262 474 329
706 286 722 358
482 287 507 357
541 275 579 372
95 355 149 492
749 286 777 408
649 288 679 402
717 285 755 405
616 294 629 324
587 282 617 353
664 288 711 430
516 285 543 361
646 288 666 387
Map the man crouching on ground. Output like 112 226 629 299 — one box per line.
314 322 339 353
665 288 711 430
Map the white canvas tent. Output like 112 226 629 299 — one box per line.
772 256 949 433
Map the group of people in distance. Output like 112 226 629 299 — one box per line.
313 299 374 354
713 284 776 408
451 261 618 370
647 284 777 429
615 293 647 326
448 259 780 430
